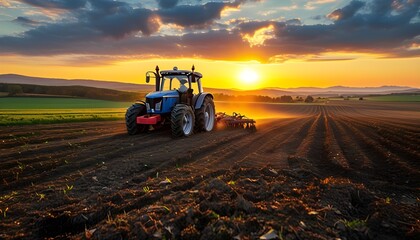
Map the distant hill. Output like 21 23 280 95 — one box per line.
279 85 420 96
0 74 418 97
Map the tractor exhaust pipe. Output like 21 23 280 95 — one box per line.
155 65 161 91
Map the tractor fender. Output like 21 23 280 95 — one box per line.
194 93 213 109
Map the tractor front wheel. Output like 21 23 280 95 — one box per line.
125 103 147 135
195 96 215 132
171 104 195 137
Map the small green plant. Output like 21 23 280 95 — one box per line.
343 219 367 230
163 206 170 213
36 192 46 201
17 161 26 171
385 197 391 204
279 226 284 240
209 211 220 219
165 177 172 184
0 207 9 218
143 186 150 193
106 211 113 224
63 184 74 195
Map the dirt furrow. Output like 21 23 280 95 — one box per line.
330 116 373 170
340 116 420 171
339 118 418 187
323 108 350 170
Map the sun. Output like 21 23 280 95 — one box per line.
238 69 259 86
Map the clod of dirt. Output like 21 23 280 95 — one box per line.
200 218 236 240
206 178 231 193
334 221 346 231
236 194 255 213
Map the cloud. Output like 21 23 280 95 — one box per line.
157 0 178 9
305 0 337 10
84 0 160 38
16 0 87 10
0 0 419 62
0 0 12 7
327 0 365 21
157 1 238 28
12 16 41 26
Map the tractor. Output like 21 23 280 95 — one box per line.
125 65 215 137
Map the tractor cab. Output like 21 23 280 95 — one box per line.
144 66 203 114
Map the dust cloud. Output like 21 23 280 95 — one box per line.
215 101 304 120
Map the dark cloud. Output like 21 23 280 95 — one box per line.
157 0 178 9
327 0 365 21
312 15 324 21
84 0 159 38
265 0 420 59
157 2 234 28
237 21 275 35
16 0 87 9
285 19 301 26
13 16 41 27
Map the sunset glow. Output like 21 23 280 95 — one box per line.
0 0 419 89
238 68 259 89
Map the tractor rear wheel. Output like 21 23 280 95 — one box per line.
125 103 147 135
195 96 215 132
171 104 195 137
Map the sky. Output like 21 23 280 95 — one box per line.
0 0 419 90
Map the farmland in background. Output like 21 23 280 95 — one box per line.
365 95 420 102
0 97 131 125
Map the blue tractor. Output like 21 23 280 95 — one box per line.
125 65 215 137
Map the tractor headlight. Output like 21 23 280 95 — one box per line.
155 101 162 111
146 103 150 111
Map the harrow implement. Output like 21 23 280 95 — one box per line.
216 112 256 131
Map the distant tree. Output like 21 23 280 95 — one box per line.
7 85 23 96
34 86 45 94
295 96 303 101
280 95 293 103
304 95 314 103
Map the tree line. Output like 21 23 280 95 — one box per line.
213 93 315 103
0 83 146 102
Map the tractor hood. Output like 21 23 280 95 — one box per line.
145 90 179 114
146 90 178 99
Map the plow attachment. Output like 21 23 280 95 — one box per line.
216 112 256 131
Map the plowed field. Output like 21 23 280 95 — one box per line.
1 101 419 239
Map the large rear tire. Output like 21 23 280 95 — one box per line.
171 104 195 137
195 96 215 132
125 103 147 135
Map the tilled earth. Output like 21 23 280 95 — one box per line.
0 101 419 239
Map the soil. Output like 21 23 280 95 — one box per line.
0 101 419 239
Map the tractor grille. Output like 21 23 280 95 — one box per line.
146 97 163 111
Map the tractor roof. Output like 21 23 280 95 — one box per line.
160 70 202 78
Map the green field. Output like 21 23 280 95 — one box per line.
0 97 133 125
0 97 132 109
